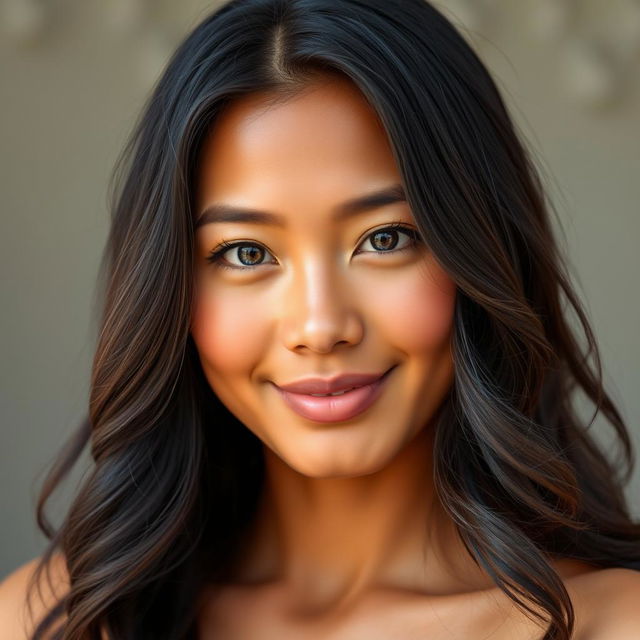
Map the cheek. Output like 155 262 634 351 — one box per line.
373 259 456 352
190 286 270 375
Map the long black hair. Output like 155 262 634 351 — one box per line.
28 1 639 638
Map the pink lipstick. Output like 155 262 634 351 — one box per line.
273 367 394 423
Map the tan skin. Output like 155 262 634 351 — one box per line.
186 74 640 638
1 73 639 639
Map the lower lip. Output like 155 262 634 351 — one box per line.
274 368 394 423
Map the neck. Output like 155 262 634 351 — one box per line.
227 424 493 615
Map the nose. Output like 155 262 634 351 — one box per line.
280 259 364 354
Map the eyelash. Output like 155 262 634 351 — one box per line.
205 222 421 272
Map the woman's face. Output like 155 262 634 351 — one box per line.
191 74 457 477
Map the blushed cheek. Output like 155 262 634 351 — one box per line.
377 260 456 352
190 288 269 376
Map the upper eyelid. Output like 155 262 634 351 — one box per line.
211 223 417 253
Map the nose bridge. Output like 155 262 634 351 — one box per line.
282 249 361 353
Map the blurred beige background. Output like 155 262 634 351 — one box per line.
1 0 639 579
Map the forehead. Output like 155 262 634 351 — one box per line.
195 75 403 207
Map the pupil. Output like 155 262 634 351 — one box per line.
239 246 262 265
372 230 397 251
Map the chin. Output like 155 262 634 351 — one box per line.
272 437 402 479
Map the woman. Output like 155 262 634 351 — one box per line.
1 0 639 638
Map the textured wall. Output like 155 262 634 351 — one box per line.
1 0 638 578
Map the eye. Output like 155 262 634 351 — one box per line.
355 222 420 256
205 222 421 271
205 240 276 271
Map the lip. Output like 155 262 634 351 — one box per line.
276 369 391 395
273 366 395 423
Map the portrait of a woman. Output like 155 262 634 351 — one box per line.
1 0 639 638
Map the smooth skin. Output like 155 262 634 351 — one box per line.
2 73 639 639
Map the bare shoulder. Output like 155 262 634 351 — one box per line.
567 567 640 640
0 553 69 640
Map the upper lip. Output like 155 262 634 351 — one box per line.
275 368 392 395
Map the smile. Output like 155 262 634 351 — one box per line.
273 366 395 423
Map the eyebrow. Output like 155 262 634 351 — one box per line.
194 183 407 229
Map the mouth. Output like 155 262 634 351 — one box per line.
273 366 396 423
